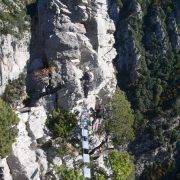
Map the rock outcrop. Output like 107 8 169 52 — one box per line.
1 0 179 179
7 107 49 180
5 0 117 179
27 0 117 110
0 33 30 94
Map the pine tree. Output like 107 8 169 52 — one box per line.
0 98 19 158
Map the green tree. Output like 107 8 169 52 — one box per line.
91 165 108 180
55 165 84 180
95 174 106 180
141 160 177 180
2 73 26 106
0 0 35 36
46 109 78 138
0 98 19 158
109 151 135 180
105 89 135 144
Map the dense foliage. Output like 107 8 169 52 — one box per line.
115 0 179 179
91 165 108 180
108 151 135 180
141 159 180 180
0 0 35 36
0 98 19 158
46 109 78 138
117 0 179 132
105 89 135 144
2 73 26 106
55 165 84 180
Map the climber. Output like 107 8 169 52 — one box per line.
89 107 96 118
45 79 65 95
95 104 104 118
81 67 93 98
95 97 104 119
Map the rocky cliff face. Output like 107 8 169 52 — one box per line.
2 0 117 179
0 0 179 179
27 0 117 111
0 33 30 94
0 0 31 94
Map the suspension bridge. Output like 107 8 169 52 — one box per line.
80 105 91 179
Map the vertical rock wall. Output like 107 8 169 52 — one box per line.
0 33 30 94
5 0 117 179
27 0 117 110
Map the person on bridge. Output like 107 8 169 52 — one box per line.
81 67 93 98
95 97 104 119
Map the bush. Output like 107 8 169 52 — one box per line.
94 174 106 180
0 98 19 158
0 0 35 36
109 151 135 180
2 73 26 106
55 165 84 180
46 109 78 138
91 165 108 180
105 89 135 144
117 1 178 133
141 160 177 180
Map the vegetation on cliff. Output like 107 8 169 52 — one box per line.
115 0 179 179
141 159 180 180
0 98 19 158
55 165 84 180
0 0 35 36
105 89 135 144
46 109 78 138
108 150 135 180
2 73 26 106
117 0 179 132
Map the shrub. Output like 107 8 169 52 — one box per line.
94 174 106 180
117 0 178 132
0 98 19 158
46 109 78 138
2 73 26 106
109 151 135 180
0 0 35 36
55 165 84 180
91 165 108 180
105 89 135 144
141 160 177 180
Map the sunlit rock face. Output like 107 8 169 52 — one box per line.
0 33 30 94
27 0 117 110
7 107 49 180
4 0 117 179
1 0 179 179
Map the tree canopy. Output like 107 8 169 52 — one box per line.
46 108 78 138
105 89 135 144
109 151 135 180
2 73 26 106
0 98 19 158
55 165 84 180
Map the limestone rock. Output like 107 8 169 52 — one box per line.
28 0 117 110
0 33 30 94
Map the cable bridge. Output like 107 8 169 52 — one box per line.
80 105 91 179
